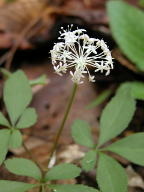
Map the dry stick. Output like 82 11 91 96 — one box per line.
0 52 11 66
5 16 44 70
1 4 63 70
47 83 78 167
4 5 58 70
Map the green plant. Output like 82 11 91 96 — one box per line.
107 0 144 71
107 0 144 101
0 23 144 192
0 70 98 192
72 85 144 192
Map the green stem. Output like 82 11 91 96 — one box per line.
23 144 46 192
22 142 44 175
47 83 78 166
39 184 45 192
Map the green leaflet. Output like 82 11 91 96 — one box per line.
0 129 10 165
96 153 127 192
107 1 144 70
5 158 42 180
49 184 99 192
0 112 10 127
4 70 32 125
9 130 22 149
0 180 36 192
16 108 37 129
86 89 111 109
118 82 144 100
82 150 97 171
71 119 95 148
45 163 81 181
105 133 144 166
29 74 47 86
98 86 136 146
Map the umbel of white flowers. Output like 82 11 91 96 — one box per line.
50 25 113 84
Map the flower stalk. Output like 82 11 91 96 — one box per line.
47 83 78 167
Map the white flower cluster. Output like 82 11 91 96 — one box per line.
50 25 113 84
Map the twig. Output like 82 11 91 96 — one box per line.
112 48 138 73
0 52 11 66
4 6 60 71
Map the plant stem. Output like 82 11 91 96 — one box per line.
39 184 45 192
47 83 78 166
22 142 44 175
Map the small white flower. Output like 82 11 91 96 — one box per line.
50 25 113 84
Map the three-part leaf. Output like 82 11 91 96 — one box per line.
107 1 144 70
97 153 127 192
5 158 42 180
0 180 36 192
71 120 95 148
82 150 96 171
98 86 136 146
4 70 32 125
16 108 37 129
0 129 10 165
105 133 144 166
45 163 81 181
49 184 99 192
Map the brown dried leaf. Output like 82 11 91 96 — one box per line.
0 0 56 49
0 0 45 33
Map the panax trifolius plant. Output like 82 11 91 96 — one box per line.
0 25 114 192
0 70 90 192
